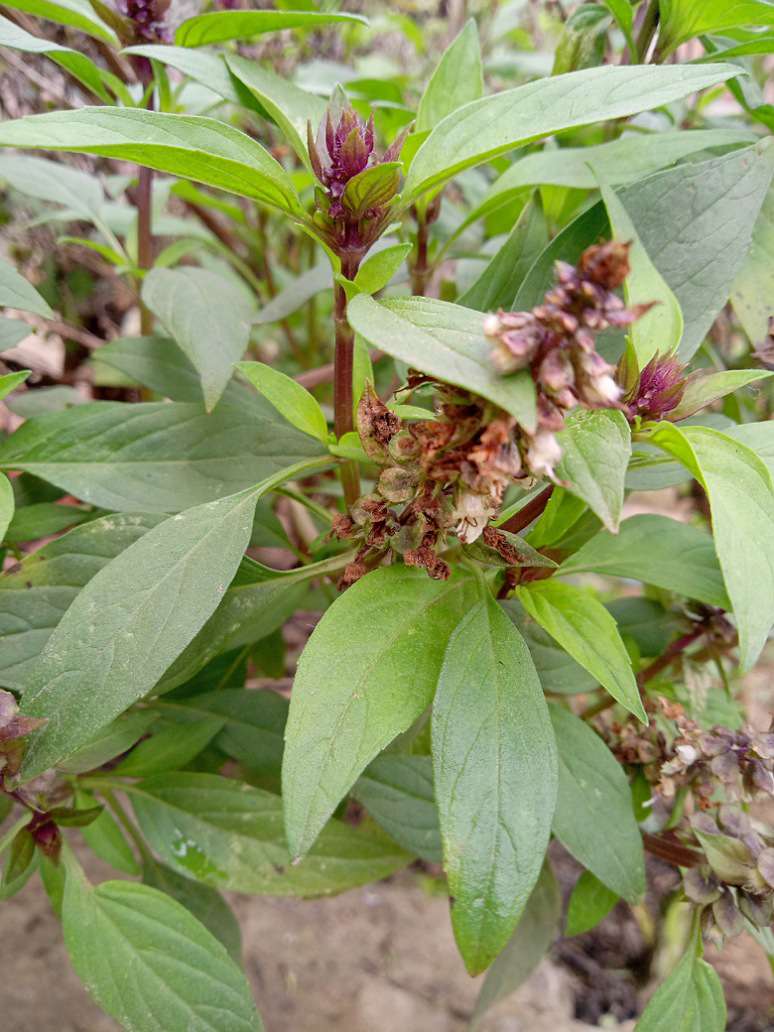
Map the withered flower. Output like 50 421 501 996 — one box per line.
0 689 45 782
307 92 407 269
484 241 647 479
604 697 774 940
334 384 529 585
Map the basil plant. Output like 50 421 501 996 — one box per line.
0 1 773 1029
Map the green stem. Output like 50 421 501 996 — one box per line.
635 0 660 63
101 789 152 864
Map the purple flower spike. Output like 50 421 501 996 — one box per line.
627 354 686 420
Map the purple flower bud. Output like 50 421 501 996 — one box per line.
307 93 405 256
117 0 170 42
626 354 686 420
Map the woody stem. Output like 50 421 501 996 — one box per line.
333 265 361 507
580 626 705 721
411 213 430 296
500 485 554 534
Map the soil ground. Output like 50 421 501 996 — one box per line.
2 857 772 1032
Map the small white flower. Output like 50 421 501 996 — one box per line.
527 430 562 479
676 744 699 767
483 313 502 337
452 492 491 543
592 374 622 404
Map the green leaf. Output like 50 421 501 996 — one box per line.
648 423 774 671
476 129 754 230
619 139 774 359
0 14 110 100
167 689 289 780
600 179 683 364
0 395 324 512
61 853 263 1031
93 335 205 402
517 580 646 722
433 597 557 974
565 870 619 936
0 108 304 217
471 864 561 1027
237 361 328 442
75 789 139 876
143 859 242 964
608 597 680 658
123 45 248 106
282 566 477 859
515 202 609 309
253 262 329 326
0 474 13 545
556 409 631 533
553 4 611 75
4 501 94 546
142 268 254 413
600 0 636 52
549 704 645 901
731 180 774 343
0 513 164 691
129 772 408 895
635 934 726 1031
458 195 547 312
659 0 774 56
352 754 441 863
0 257 53 317
670 369 773 421
0 0 116 44
503 599 599 696
113 718 225 777
527 488 589 548
347 294 537 431
726 420 774 477
354 243 412 295
343 162 401 218
175 9 366 47
226 55 326 169
19 458 329 778
18 487 259 778
415 19 484 134
559 514 729 608
154 564 314 695
402 64 741 203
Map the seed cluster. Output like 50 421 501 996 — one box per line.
334 383 524 584
335 242 645 585
607 698 774 941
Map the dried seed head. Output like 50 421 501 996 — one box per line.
357 383 400 462
578 239 631 290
